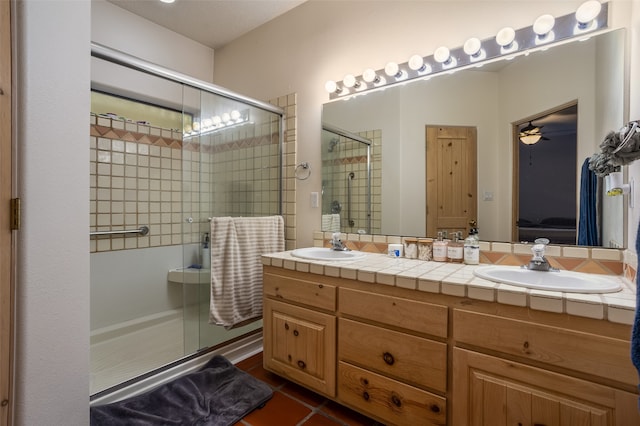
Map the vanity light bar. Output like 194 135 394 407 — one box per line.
326 1 608 100
183 109 250 138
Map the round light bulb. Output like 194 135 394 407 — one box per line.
192 121 200 131
496 27 516 47
408 54 425 71
463 37 482 56
343 74 357 88
325 80 339 93
533 14 555 36
212 115 221 125
202 118 212 128
221 113 231 123
434 46 450 64
362 68 379 83
576 0 602 26
384 62 400 77
230 110 241 121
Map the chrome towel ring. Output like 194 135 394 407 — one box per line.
295 162 311 180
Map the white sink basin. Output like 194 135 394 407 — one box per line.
291 247 367 261
473 265 621 293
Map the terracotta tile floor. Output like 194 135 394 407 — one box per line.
234 353 384 426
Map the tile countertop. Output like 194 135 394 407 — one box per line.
262 251 637 326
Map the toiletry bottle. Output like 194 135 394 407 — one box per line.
464 228 480 265
447 232 464 263
432 232 448 262
202 232 211 269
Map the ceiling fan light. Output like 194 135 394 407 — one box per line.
520 134 542 145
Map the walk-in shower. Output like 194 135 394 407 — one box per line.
89 44 283 398
321 123 373 234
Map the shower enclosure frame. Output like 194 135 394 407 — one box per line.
89 43 285 401
322 123 372 234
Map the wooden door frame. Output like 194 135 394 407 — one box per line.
1 1 13 424
511 100 578 242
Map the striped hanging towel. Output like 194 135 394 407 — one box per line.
209 216 284 329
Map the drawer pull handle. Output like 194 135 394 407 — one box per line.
293 330 299 337
284 323 289 330
297 360 306 369
383 352 395 365
430 404 440 413
362 391 370 401
391 395 402 407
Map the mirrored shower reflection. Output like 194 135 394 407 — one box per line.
321 124 375 235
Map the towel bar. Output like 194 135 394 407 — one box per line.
90 225 149 237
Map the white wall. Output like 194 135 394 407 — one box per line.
213 0 635 248
91 0 215 83
14 1 90 424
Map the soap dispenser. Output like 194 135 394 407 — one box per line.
201 232 210 269
463 228 480 265
433 231 448 262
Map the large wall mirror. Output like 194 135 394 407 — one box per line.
322 29 626 248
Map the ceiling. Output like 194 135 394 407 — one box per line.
106 0 307 49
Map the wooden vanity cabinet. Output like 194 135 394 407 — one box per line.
262 268 337 397
262 264 640 425
337 287 448 426
452 309 640 426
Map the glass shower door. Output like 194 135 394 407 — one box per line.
181 87 282 352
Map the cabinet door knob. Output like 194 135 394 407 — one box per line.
383 352 395 365
293 330 299 337
297 360 306 369
284 323 289 330
391 394 402 407
362 391 370 401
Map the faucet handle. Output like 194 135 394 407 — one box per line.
534 238 550 246
531 243 545 257
332 232 341 241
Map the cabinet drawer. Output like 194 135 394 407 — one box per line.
453 309 636 386
264 272 336 311
339 287 447 337
339 318 447 392
338 361 446 426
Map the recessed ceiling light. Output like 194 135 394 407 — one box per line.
160 0 175 4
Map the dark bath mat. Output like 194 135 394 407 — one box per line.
90 355 272 426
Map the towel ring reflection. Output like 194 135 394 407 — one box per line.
295 162 311 180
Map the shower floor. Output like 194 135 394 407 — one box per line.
90 315 184 394
90 305 263 395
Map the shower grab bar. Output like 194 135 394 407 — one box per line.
90 225 149 237
185 217 212 223
347 172 355 227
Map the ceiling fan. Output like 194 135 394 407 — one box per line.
519 121 549 145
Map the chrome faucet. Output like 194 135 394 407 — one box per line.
330 232 349 251
523 238 558 272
